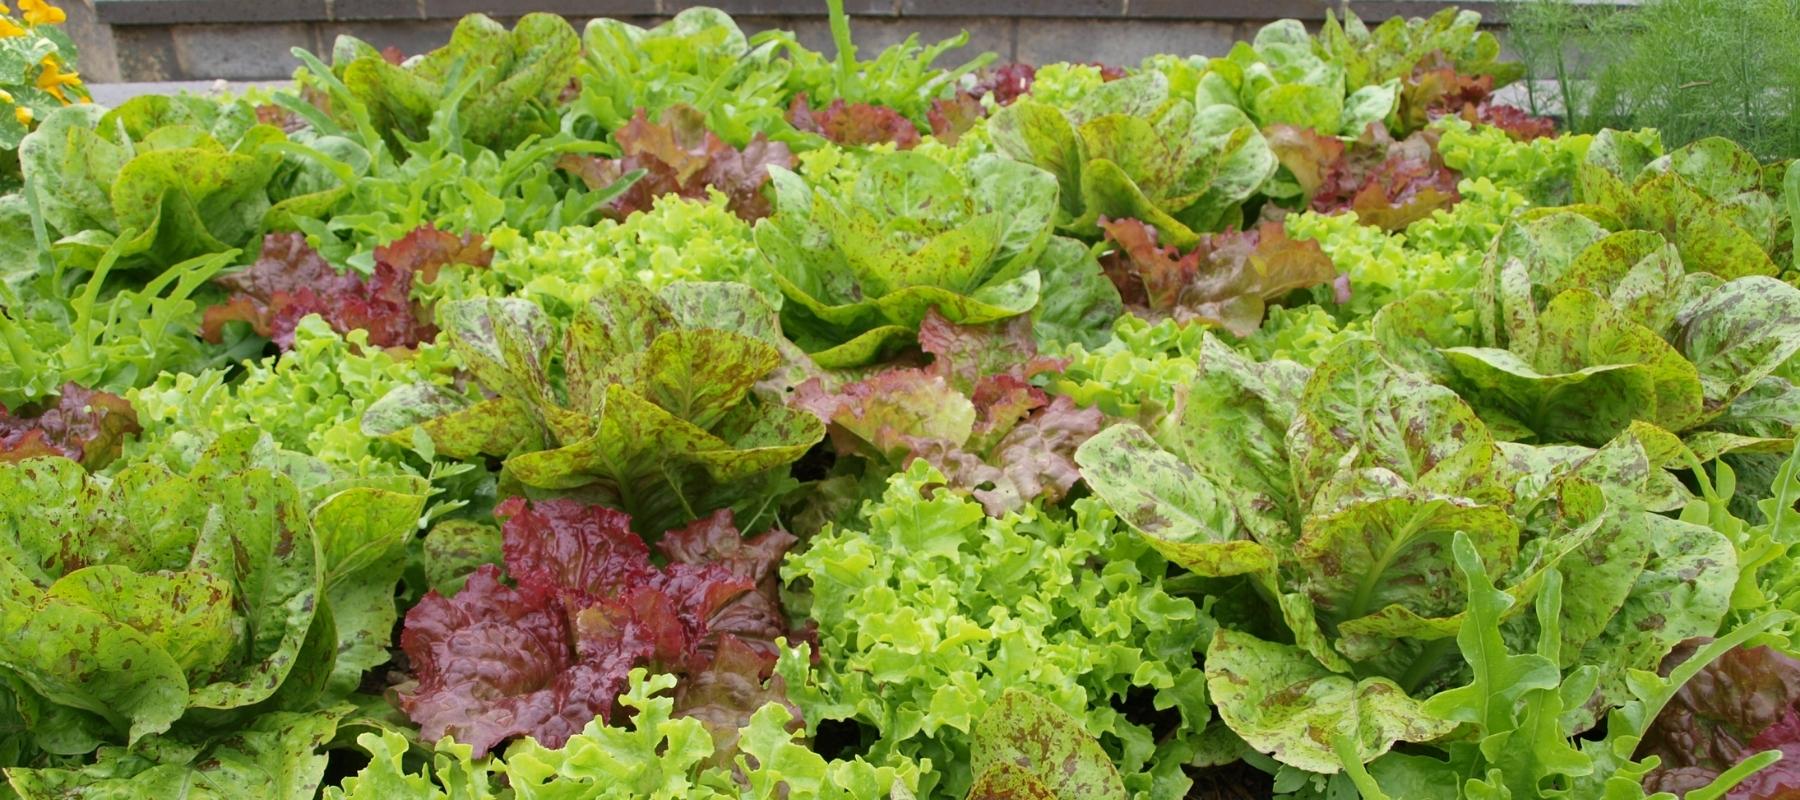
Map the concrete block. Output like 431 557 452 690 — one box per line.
315 18 460 60
902 0 1119 17
1016 17 1236 64
1128 0 1331 20
688 0 894 17
170 22 310 79
110 25 181 81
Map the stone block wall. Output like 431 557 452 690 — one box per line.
64 0 1527 84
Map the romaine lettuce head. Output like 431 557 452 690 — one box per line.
322 13 579 150
19 96 298 270
0 450 425 753
364 282 822 534
1459 202 1800 456
989 70 1277 248
754 150 1060 367
1076 337 1734 773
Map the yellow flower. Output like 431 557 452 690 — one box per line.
19 0 63 25
35 57 80 103
0 17 24 37
15 106 32 126
0 88 12 105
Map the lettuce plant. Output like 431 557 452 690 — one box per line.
573 8 795 147
396 497 798 759
779 462 1211 798
19 96 311 270
364 282 822 534
1098 217 1339 333
201 226 489 351
989 69 1275 248
556 104 793 221
318 13 580 150
1451 204 1800 458
1076 337 1737 773
1194 19 1399 138
331 671 919 800
0 445 428 791
753 150 1061 367
791 309 1101 517
1266 123 1462 230
0 382 137 469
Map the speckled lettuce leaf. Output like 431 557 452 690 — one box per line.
1672 276 1800 420
1172 334 1307 544
990 72 1275 248
1446 288 1706 444
331 13 579 149
379 285 820 533
3 707 346 800
1074 423 1274 577
312 482 431 696
1288 339 1506 511
755 152 1054 367
0 458 326 750
968 690 1127 800
1205 628 1455 774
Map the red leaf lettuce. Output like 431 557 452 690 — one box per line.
201 227 489 350
397 498 799 758
1098 217 1339 335
557 104 794 221
0 383 140 469
1640 641 1800 798
787 93 921 150
792 309 1101 516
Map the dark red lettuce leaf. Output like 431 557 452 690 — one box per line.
1083 62 1128 81
1099 217 1339 334
675 635 802 766
971 63 1037 105
1403 53 1556 141
0 383 140 470
1640 641 1800 798
397 499 801 756
787 94 921 150
396 566 621 757
1314 124 1462 231
201 228 485 350
930 64 1039 144
791 310 1101 516
1266 124 1347 200
557 105 793 221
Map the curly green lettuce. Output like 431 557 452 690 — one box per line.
328 670 919 800
778 461 1211 799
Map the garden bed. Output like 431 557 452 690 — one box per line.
2 1 1799 799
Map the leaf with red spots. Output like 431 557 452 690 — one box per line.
557 105 793 221
0 383 140 470
1099 217 1339 335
